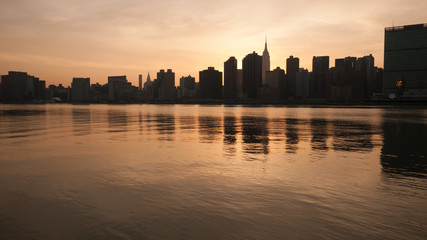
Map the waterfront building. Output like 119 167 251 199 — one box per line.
90 83 109 102
199 67 222 99
180 75 196 90
224 57 238 99
108 75 135 102
237 69 243 98
258 67 284 101
286 55 300 99
242 52 262 99
179 75 196 99
46 84 70 101
0 71 44 101
156 69 176 101
311 56 330 99
383 23 427 98
331 57 356 101
357 54 376 97
265 67 284 89
295 68 311 99
71 77 90 102
331 55 376 101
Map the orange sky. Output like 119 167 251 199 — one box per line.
1 0 426 87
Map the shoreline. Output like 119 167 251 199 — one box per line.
1 99 427 108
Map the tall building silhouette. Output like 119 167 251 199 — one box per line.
199 67 222 99
146 73 151 83
383 23 427 98
259 67 284 101
331 55 376 101
1 71 45 101
356 54 376 98
142 73 155 100
331 57 356 101
180 75 195 90
224 57 238 99
156 69 176 101
311 56 330 99
265 67 284 89
295 68 311 99
179 75 196 99
143 73 153 89
237 69 243 98
262 37 270 84
138 74 142 91
108 75 135 102
242 51 262 99
71 77 90 102
285 55 300 99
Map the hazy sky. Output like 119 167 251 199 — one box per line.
1 0 426 86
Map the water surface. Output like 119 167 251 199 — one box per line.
0 104 426 239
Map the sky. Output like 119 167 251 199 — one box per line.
1 0 426 86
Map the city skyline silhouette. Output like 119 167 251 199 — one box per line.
1 0 427 86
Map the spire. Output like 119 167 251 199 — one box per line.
146 73 151 82
262 35 270 84
263 35 269 55
264 35 268 51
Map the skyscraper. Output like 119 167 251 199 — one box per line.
237 69 243 98
139 74 142 91
383 23 427 97
180 75 195 90
356 54 375 98
179 75 196 99
286 55 300 99
108 75 134 102
142 73 155 100
296 68 311 99
146 73 151 83
262 37 270 84
156 69 176 101
311 56 330 99
224 57 238 99
242 51 262 99
199 67 222 99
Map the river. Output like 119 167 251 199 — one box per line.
0 104 426 239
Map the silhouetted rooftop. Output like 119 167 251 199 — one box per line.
385 23 427 32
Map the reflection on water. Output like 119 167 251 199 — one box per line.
332 121 375 152
241 116 269 155
223 116 238 158
223 116 237 145
154 114 175 142
381 112 427 178
285 118 299 154
199 116 222 143
72 108 91 136
108 109 128 133
0 104 426 239
0 108 47 141
311 118 328 151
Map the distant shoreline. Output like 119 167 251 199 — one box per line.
1 99 427 108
